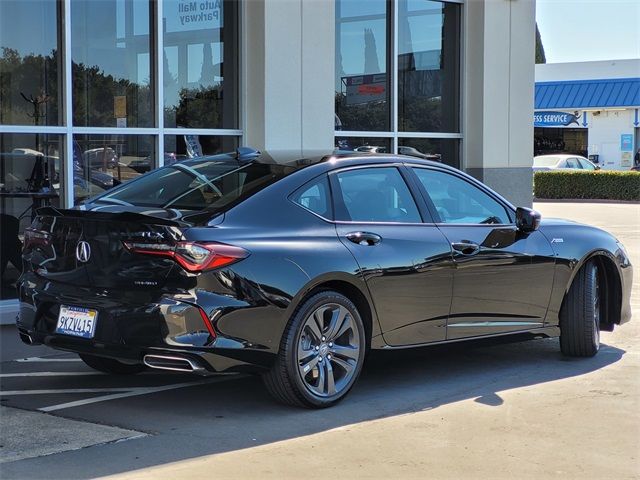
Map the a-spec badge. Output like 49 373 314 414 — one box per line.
551 238 564 243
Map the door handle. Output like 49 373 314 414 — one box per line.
451 241 480 255
346 231 382 246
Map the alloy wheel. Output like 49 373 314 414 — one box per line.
296 303 361 397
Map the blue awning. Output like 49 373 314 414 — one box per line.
535 77 640 110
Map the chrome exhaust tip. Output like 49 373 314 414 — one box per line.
143 354 207 375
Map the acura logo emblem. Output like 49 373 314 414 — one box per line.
76 241 91 263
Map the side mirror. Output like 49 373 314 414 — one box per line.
516 207 541 233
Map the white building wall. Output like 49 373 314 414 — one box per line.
536 59 640 82
588 110 636 170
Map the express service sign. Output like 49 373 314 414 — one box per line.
534 111 581 127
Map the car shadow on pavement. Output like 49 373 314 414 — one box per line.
2 336 625 478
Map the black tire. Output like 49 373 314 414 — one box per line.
560 260 601 357
262 291 366 408
79 353 145 374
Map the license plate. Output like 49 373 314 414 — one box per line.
56 305 98 339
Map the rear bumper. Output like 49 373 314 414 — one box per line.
16 272 278 373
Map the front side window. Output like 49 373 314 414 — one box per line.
333 167 421 223
413 168 510 225
578 158 596 171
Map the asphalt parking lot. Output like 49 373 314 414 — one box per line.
1 201 638 480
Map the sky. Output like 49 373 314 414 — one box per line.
536 0 640 63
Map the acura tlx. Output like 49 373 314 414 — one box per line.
17 148 632 408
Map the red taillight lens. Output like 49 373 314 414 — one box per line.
199 307 217 340
123 241 248 272
24 228 51 249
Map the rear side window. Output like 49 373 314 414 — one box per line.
333 167 421 223
95 159 293 212
413 168 511 225
291 175 332 219
565 158 581 169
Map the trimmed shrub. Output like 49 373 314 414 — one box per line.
534 170 640 201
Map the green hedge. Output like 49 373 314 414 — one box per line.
534 170 640 201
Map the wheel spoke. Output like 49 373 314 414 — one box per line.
331 344 359 361
306 311 324 342
300 354 320 375
298 346 315 363
330 355 354 376
325 306 349 340
324 360 336 395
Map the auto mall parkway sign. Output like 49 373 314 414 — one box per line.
167 0 222 31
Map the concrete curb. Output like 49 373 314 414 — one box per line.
0 300 19 326
534 198 640 204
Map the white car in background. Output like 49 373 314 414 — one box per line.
533 154 600 172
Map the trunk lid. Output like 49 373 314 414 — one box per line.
24 207 191 290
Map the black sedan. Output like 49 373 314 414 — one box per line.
17 149 633 408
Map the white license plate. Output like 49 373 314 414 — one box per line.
56 305 98 339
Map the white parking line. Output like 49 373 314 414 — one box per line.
39 376 240 412
15 357 82 363
1 388 134 395
0 372 104 378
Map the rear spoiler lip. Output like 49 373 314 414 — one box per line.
35 206 186 227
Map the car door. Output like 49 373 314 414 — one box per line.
408 166 556 340
329 164 454 346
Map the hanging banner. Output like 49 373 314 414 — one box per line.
534 111 581 127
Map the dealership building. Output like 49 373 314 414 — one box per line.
0 0 537 318
534 59 640 169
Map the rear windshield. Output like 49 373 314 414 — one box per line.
94 158 293 211
533 156 560 167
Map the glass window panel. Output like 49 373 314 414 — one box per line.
1 133 63 299
412 168 510 225
163 135 239 164
291 175 332 219
398 0 460 133
335 167 421 223
335 137 391 154
335 0 389 131
71 0 153 127
73 134 154 204
398 138 459 168
0 1 62 126
163 0 239 129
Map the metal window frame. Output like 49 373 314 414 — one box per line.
0 0 243 211
334 0 464 161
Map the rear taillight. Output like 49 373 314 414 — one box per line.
24 228 51 249
123 241 249 272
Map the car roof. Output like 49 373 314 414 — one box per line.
178 150 455 173
534 154 585 160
